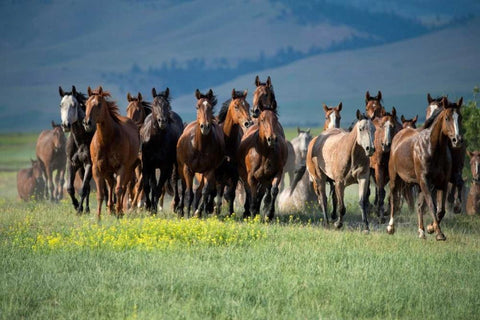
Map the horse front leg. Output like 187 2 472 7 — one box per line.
420 180 445 241
80 164 92 213
312 175 329 226
334 182 346 229
92 165 104 220
416 192 427 239
66 161 79 211
156 165 173 213
358 176 370 233
56 168 65 201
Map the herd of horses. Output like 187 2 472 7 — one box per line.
15 75 480 241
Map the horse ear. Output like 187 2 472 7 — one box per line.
467 150 473 158
98 86 103 95
413 115 418 123
51 120 56 128
232 88 236 99
127 92 133 102
72 85 77 95
401 115 405 122
195 89 201 100
243 89 248 97
306 128 311 134
88 86 93 96
365 91 370 103
297 126 300 134
165 87 170 98
457 97 463 108
255 75 260 87
391 106 397 118
427 93 433 104
377 91 382 101
59 86 65 97
207 89 214 99
441 96 448 108
152 88 157 98
266 76 272 87
322 104 329 112
137 92 142 101
356 109 362 120
337 102 342 111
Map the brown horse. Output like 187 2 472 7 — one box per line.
252 75 278 119
17 159 45 201
387 97 463 240
214 89 253 215
176 89 225 217
126 92 152 130
36 121 66 201
237 108 288 220
401 115 418 129
83 86 140 218
323 102 342 130
365 91 386 119
466 150 480 215
303 110 375 230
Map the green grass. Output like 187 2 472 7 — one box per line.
2 130 480 319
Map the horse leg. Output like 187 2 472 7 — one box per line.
267 174 282 221
387 173 402 235
225 176 239 216
256 185 267 220
312 175 329 226
79 164 92 214
156 166 172 213
242 182 252 218
420 181 445 241
453 176 464 214
172 163 180 212
193 176 204 217
435 188 447 224
358 176 370 233
58 168 65 201
328 180 337 221
333 182 346 229
416 192 426 239
215 182 224 216
105 174 116 215
46 167 54 201
66 162 79 211
143 165 153 211
92 166 104 220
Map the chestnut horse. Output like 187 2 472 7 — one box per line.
466 151 480 215
17 159 45 201
387 97 463 240
237 108 288 220
36 121 66 201
176 89 225 217
214 89 253 215
140 87 183 213
365 91 386 119
59 85 95 213
126 92 152 129
400 115 418 129
83 86 140 218
323 102 342 130
303 110 375 230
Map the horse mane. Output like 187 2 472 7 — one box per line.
92 90 122 123
218 100 230 124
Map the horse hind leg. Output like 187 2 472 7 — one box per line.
416 192 427 239
421 183 446 241
334 182 346 229
358 177 370 233
66 164 80 211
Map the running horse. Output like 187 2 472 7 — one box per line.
176 89 225 217
140 87 183 213
387 97 463 240
59 85 95 213
237 107 288 220
83 86 140 218
466 150 480 215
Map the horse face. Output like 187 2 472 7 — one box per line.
230 91 253 129
323 103 342 129
401 115 417 129
60 95 79 132
31 159 43 180
297 129 312 159
365 91 384 119
259 110 278 148
126 98 145 128
443 107 463 148
83 95 101 132
380 115 395 152
196 98 213 135
356 118 376 157
252 76 274 118
52 126 66 151
153 96 170 130
426 93 445 120
468 151 480 181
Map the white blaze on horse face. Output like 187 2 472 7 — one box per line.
384 120 392 147
357 119 375 156
452 111 460 138
328 112 336 129
203 101 208 108
60 95 78 126
427 104 438 119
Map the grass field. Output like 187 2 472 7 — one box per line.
1 130 480 319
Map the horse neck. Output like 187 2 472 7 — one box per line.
193 124 211 151
95 105 116 144
428 114 449 155
222 110 242 149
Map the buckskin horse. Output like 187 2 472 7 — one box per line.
83 86 140 219
387 97 463 240
176 89 225 217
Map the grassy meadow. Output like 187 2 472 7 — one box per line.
1 130 480 319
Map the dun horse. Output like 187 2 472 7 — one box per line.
237 108 287 220
36 121 66 201
140 87 183 213
83 86 140 218
59 85 94 213
388 97 463 240
17 159 45 201
466 150 480 215
300 110 375 230
176 89 225 217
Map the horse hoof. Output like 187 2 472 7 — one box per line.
334 221 343 229
426 224 435 234
194 209 201 218
418 229 426 239
386 225 395 235
436 233 446 241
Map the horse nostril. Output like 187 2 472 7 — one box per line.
366 146 370 151
244 121 250 128
200 124 204 129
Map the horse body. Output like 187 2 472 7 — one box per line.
176 89 225 217
35 121 66 201
83 86 140 218
466 151 480 215
17 160 45 201
140 87 183 213
59 85 94 213
388 98 463 240
306 110 375 230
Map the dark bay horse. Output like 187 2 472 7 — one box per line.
215 89 253 215
303 110 375 230
365 91 386 119
252 75 278 119
83 86 140 218
388 98 463 240
176 89 225 217
36 121 66 201
401 115 418 129
59 85 94 213
466 150 480 215
323 102 342 130
140 87 183 213
237 108 288 220
17 159 45 201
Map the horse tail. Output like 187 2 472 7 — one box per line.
289 165 306 196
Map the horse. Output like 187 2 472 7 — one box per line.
300 110 375 230
83 86 140 218
277 127 316 212
17 159 45 201
214 89 253 215
401 115 418 129
252 75 278 119
365 91 386 119
237 108 288 220
387 97 463 240
140 87 183 213
323 102 342 130
176 89 225 217
426 94 465 213
36 121 67 201
59 85 95 213
369 107 400 222
466 150 480 215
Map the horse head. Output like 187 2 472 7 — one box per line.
31 159 43 181
258 109 279 148
323 102 342 130
467 150 480 182
295 127 312 160
378 107 397 152
84 86 111 132
51 120 66 151
127 91 150 128
355 109 376 157
426 93 448 120
252 75 277 118
195 89 216 135
229 89 253 130
152 87 171 130
59 85 85 132
401 114 418 129
365 91 385 119
442 97 463 148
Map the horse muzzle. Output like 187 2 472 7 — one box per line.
252 108 260 119
83 119 94 132
266 136 277 147
450 135 463 148
365 145 375 157
381 142 391 152
244 120 254 129
158 120 167 130
200 123 211 135
61 122 71 132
